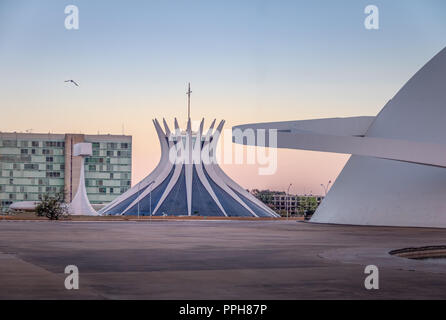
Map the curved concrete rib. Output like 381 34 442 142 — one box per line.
151 120 186 216
151 161 183 216
193 120 227 216
212 164 280 217
99 118 170 214
185 118 193 215
204 120 258 217
233 116 446 169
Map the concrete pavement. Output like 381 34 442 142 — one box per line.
0 220 445 299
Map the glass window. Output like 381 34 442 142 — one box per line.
3 140 17 147
24 164 38 170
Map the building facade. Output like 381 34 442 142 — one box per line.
0 132 132 211
251 189 323 216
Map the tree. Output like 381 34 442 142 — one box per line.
306 197 318 215
35 192 67 220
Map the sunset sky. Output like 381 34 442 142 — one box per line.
1 0 446 195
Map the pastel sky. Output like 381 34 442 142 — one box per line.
1 0 445 195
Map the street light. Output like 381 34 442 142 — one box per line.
137 183 141 219
148 181 155 223
320 180 332 197
287 183 292 220
137 180 155 220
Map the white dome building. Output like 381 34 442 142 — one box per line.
233 47 446 228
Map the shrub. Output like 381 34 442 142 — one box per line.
35 192 67 220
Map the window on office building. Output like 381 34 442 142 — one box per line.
3 140 17 147
24 164 38 170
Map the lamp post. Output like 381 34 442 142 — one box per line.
148 181 155 223
287 183 292 220
320 180 332 197
137 183 141 219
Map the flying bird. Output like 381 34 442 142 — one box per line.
64 79 79 87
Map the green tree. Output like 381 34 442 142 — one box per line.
306 197 318 215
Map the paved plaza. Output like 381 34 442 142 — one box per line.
0 220 445 299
